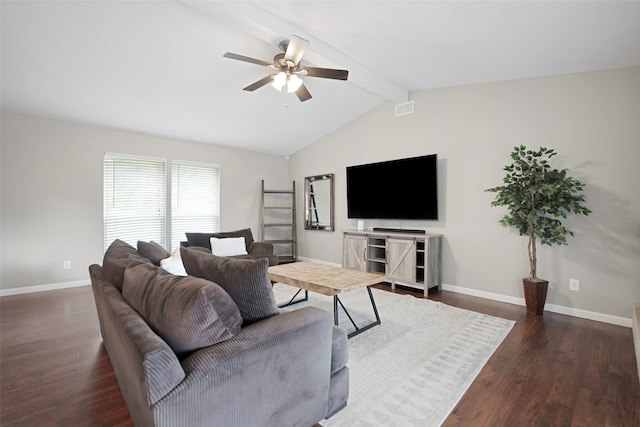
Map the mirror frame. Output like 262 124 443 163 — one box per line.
304 174 335 231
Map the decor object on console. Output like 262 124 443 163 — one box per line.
486 145 591 315
182 228 279 266
90 239 349 427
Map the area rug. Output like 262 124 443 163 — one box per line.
273 284 515 427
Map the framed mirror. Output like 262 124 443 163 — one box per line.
304 174 335 231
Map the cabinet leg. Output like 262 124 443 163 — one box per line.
391 280 396 290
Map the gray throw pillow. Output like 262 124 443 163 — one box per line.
122 262 242 355
103 239 151 290
180 247 279 325
137 240 170 266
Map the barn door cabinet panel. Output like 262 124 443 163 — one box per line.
343 234 366 272
387 238 416 284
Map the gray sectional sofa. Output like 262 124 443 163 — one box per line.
89 239 349 427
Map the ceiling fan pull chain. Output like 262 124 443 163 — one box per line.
283 81 288 108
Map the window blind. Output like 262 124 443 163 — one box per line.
104 155 166 250
171 161 220 250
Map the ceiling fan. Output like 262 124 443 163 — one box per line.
223 35 349 103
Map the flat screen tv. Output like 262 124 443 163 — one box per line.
346 154 438 220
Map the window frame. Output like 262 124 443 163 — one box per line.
103 153 220 252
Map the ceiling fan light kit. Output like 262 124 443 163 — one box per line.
271 72 303 93
223 35 349 104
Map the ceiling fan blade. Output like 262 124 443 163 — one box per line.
243 75 274 91
303 66 349 80
284 35 309 66
296 83 312 102
223 52 271 67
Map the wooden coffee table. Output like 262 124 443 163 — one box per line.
268 262 384 338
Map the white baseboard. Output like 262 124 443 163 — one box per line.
442 283 632 328
0 280 90 297
296 256 342 268
299 257 632 327
442 283 524 306
543 302 631 328
633 305 640 381
1 266 631 328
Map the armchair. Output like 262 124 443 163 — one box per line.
183 228 279 266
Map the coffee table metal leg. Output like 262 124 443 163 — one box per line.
335 296 359 328
367 286 381 324
277 289 308 308
333 286 381 338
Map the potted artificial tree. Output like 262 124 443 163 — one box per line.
486 145 591 315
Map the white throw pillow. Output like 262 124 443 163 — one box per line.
210 237 248 257
160 247 188 276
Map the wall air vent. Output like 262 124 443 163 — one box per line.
395 100 415 117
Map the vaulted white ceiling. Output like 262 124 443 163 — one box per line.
2 1 640 156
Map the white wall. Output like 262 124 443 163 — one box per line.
0 112 289 291
289 67 640 320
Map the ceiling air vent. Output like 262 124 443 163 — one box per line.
395 100 415 117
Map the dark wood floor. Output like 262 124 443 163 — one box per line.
1 283 639 426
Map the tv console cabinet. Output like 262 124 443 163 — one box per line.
343 230 443 295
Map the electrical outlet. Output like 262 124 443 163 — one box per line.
64 260 71 270
569 278 580 291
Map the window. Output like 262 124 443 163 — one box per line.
104 154 166 250
171 161 220 250
104 155 220 251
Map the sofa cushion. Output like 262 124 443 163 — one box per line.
122 262 242 355
180 247 279 325
137 240 170 266
103 239 151 290
186 228 254 250
185 232 215 250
